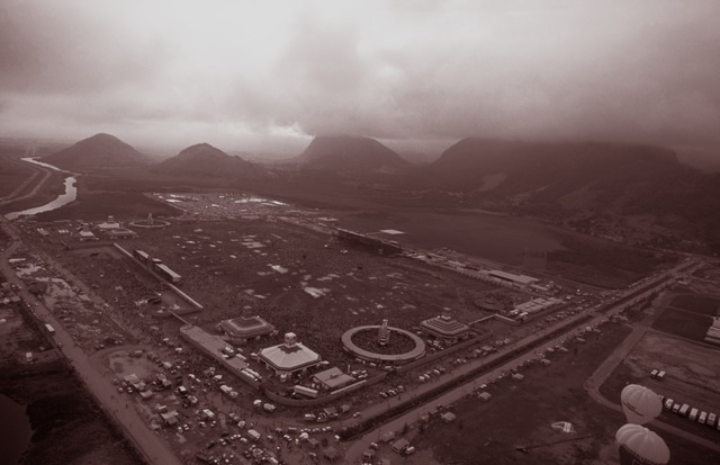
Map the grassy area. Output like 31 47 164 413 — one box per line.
2 174 67 211
414 323 631 464
652 307 712 342
547 236 674 289
412 322 719 464
669 294 720 316
35 191 182 221
0 156 33 197
600 331 720 445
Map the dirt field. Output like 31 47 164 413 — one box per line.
412 322 718 465
600 331 720 444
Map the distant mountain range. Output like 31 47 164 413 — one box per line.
291 135 411 174
153 143 263 178
425 139 691 204
41 133 149 172
420 138 720 249
40 133 720 249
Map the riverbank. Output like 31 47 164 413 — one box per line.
0 158 68 216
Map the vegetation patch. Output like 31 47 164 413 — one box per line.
652 307 712 342
669 294 720 316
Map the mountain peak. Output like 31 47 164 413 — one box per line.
295 135 410 174
41 133 148 172
154 142 261 178
177 143 231 159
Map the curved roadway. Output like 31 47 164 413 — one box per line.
341 325 426 362
342 260 702 463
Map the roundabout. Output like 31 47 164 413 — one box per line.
341 325 426 363
128 213 170 229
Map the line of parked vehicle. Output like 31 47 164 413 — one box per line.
661 395 719 429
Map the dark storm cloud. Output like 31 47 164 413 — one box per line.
0 1 167 94
0 0 719 155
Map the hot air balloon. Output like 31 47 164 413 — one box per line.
616 423 670 465
620 384 662 425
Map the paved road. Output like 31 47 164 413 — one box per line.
0 218 183 465
343 260 700 464
584 301 720 454
1 204 705 465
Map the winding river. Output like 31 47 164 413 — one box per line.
5 158 77 220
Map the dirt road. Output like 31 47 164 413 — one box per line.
0 218 183 465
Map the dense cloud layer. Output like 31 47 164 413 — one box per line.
1 0 719 156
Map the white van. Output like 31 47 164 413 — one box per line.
698 411 707 425
689 408 699 421
679 404 690 416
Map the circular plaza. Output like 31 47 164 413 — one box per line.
341 325 426 363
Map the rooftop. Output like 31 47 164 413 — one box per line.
313 367 356 390
421 313 470 337
259 333 321 373
218 315 275 339
488 270 539 285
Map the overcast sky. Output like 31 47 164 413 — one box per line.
1 0 719 156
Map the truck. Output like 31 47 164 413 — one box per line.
707 413 717 428
293 385 319 399
44 323 55 334
155 263 182 284
133 249 150 264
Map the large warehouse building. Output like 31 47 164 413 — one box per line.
487 270 539 288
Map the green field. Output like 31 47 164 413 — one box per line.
653 307 712 342
669 295 720 316
415 323 717 464
0 156 33 197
